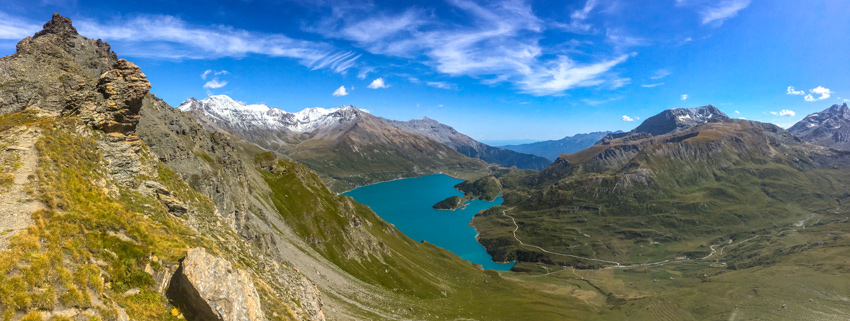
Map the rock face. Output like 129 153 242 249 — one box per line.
0 13 117 115
788 103 850 150
383 116 552 170
90 59 151 133
499 131 613 161
167 248 266 321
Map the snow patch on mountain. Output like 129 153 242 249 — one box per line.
177 95 363 133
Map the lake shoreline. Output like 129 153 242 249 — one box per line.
344 174 515 271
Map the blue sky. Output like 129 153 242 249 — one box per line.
1 0 848 142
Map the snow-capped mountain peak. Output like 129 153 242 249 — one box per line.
177 95 361 134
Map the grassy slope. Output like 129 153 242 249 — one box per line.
258 152 595 320
475 123 850 267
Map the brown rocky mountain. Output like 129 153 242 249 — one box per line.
178 95 489 192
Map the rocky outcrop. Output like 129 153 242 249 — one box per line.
167 248 266 321
0 13 117 115
789 103 850 150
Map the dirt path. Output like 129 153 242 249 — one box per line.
0 126 45 249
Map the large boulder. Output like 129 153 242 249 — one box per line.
167 248 266 321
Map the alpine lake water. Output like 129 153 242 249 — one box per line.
343 174 515 271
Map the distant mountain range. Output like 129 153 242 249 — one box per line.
476 104 850 268
789 103 850 150
178 95 488 191
498 131 613 161
382 117 551 170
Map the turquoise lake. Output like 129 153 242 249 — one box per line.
343 174 515 271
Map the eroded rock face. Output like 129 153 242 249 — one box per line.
167 248 266 321
0 13 117 115
90 59 151 133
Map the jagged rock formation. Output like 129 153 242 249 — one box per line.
0 13 117 115
789 103 850 150
382 116 551 170
178 95 488 191
167 248 266 321
499 131 613 161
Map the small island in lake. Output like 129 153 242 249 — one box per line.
433 196 464 210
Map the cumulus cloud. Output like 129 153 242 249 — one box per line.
641 83 664 88
786 86 805 95
332 85 349 96
621 115 634 121
779 109 795 117
811 86 833 100
681 94 689 100
203 78 228 89
804 94 816 102
367 78 389 89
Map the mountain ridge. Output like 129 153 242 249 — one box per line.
382 116 552 170
499 131 613 161
788 103 850 150
178 95 489 192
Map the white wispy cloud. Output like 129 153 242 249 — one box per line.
554 0 598 33
203 78 227 89
332 85 349 96
0 12 40 40
650 69 672 80
307 0 630 96
779 109 795 117
734 110 740 114
641 83 664 88
770 111 778 115
426 81 458 90
583 96 623 106
621 115 634 121
60 14 360 73
700 0 751 25
677 0 751 26
804 94 816 102
201 69 228 80
357 66 375 79
786 86 805 95
367 78 389 89
681 94 689 100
